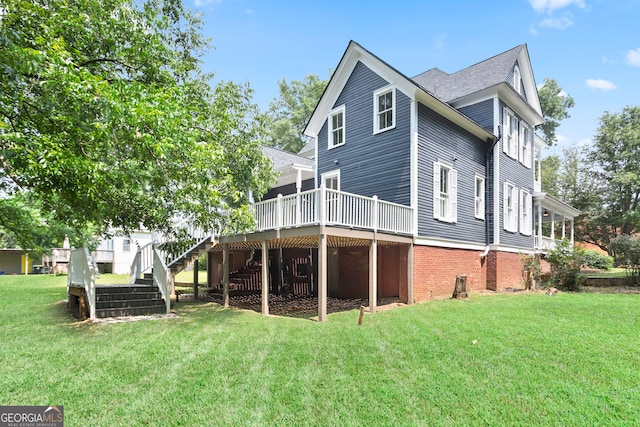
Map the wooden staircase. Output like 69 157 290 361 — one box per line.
94 273 166 318
166 235 216 275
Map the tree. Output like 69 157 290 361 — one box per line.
264 74 328 153
579 106 640 253
0 0 275 249
537 78 575 145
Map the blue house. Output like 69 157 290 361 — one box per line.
203 41 579 321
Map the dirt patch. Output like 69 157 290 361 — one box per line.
90 313 179 324
580 286 640 294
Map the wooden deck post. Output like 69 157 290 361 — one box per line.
317 233 327 322
193 255 199 300
222 243 230 308
261 240 269 316
369 239 377 314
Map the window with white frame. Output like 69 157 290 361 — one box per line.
321 170 340 222
328 105 345 149
503 108 518 159
513 65 522 95
123 239 131 253
475 175 485 220
433 161 457 223
503 182 518 232
519 189 532 235
519 124 532 168
373 86 395 133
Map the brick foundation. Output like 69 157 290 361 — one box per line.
486 250 526 291
413 246 487 301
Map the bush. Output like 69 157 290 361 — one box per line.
581 249 613 271
545 239 586 291
611 235 640 286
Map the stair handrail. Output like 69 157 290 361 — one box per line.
130 241 154 285
152 244 171 314
68 247 97 319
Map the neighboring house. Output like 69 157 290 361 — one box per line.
44 230 154 274
0 249 39 274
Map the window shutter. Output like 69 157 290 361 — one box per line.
511 118 519 158
518 125 524 163
503 109 509 155
519 190 525 233
512 187 519 232
525 193 533 235
525 128 532 168
450 169 458 223
433 162 441 219
503 182 508 230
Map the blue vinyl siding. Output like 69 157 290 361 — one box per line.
417 103 488 243
262 179 314 200
317 61 411 205
498 100 534 249
458 99 494 133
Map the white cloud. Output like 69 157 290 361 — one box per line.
246 8 253 14
586 79 617 91
601 56 615 65
539 14 574 29
626 48 640 66
529 0 586 13
433 33 447 51
194 0 221 7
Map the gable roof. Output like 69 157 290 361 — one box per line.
303 41 496 144
262 145 313 170
413 45 525 103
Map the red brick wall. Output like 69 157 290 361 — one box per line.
486 250 526 290
413 246 487 301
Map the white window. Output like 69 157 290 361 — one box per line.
433 161 457 223
328 105 345 149
519 189 532 236
123 239 131 253
519 124 532 168
503 108 518 159
373 86 395 134
503 182 518 232
513 65 522 95
475 175 485 220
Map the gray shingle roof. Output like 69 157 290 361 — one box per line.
262 145 314 170
412 45 525 103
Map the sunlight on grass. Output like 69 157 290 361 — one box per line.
1 275 639 426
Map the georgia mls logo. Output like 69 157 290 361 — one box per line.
0 405 64 427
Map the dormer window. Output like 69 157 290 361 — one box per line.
373 86 396 134
513 65 522 95
328 105 345 149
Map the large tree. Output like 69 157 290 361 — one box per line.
579 106 640 253
537 78 575 145
264 74 328 153
0 0 275 249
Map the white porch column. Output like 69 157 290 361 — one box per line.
551 211 555 241
369 239 377 314
537 204 543 249
562 216 566 240
570 218 575 245
317 234 327 322
261 240 269 316
222 243 230 308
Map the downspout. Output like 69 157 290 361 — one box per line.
481 131 501 260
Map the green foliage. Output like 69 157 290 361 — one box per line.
581 248 613 271
0 0 275 244
610 234 640 286
545 239 586 290
537 78 575 145
579 106 640 252
264 74 328 153
519 253 542 289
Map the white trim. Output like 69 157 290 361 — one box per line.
503 181 518 233
373 85 396 134
327 104 346 149
410 99 418 237
321 169 340 191
489 244 535 255
513 64 521 95
414 237 488 252
519 190 532 236
433 160 457 223
493 97 501 245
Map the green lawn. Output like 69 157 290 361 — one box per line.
1 275 639 426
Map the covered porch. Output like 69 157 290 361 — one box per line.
533 192 580 252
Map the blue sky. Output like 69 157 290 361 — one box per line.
189 0 640 156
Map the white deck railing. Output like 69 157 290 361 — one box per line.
250 187 414 235
535 236 560 251
68 247 97 319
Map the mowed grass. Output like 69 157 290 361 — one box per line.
1 275 639 426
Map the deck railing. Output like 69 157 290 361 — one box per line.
152 245 170 314
68 247 97 319
250 186 414 235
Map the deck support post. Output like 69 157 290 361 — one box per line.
407 243 414 305
193 255 199 300
261 240 269 316
318 233 327 322
222 243 230 308
369 239 377 314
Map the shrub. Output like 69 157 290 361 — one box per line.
611 235 640 286
545 239 586 291
581 249 613 271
